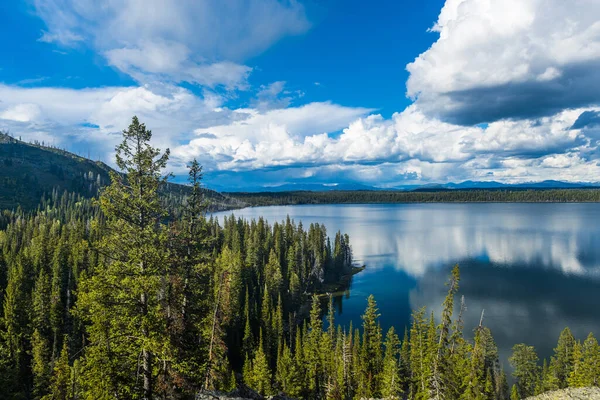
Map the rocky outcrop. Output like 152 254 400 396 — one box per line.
195 387 295 400
525 387 600 399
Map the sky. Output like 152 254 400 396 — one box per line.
2 0 600 190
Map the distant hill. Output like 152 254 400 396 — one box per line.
0 132 244 211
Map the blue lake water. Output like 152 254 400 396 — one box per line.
214 203 600 365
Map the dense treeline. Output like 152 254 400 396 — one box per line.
228 188 600 206
1 117 598 399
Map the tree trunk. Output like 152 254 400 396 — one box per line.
141 291 152 399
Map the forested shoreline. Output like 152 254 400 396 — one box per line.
0 117 598 399
227 189 600 207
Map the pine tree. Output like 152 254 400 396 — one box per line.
449 296 470 399
44 338 71 400
381 327 402 399
242 287 254 359
246 329 273 395
361 294 383 397
509 344 540 398
276 343 302 398
306 295 324 396
430 264 459 400
549 327 575 389
169 158 211 387
510 384 519 400
569 333 600 387
205 247 240 390
77 116 171 398
31 328 51 399
409 307 429 400
537 359 553 395
568 340 583 388
463 325 486 400
400 327 411 394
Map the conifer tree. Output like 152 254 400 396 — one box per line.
510 384 519 400
246 329 273 395
242 288 254 359
306 295 324 396
361 294 383 396
276 343 302 398
430 264 459 400
400 327 411 394
205 247 240 390
381 327 402 399
549 327 576 389
570 332 600 387
77 116 171 398
31 328 51 399
463 324 486 400
568 340 583 388
45 338 71 400
509 344 540 398
409 307 429 400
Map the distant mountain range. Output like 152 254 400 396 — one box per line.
228 180 600 193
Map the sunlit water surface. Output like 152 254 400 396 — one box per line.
214 203 600 365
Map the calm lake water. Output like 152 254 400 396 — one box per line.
214 203 600 365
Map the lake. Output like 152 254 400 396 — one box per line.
214 203 600 366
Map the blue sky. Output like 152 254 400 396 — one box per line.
2 0 600 190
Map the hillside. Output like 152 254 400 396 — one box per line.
0 132 244 211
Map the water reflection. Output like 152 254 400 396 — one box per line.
214 203 600 363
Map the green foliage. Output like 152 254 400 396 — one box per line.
569 333 600 387
44 338 71 400
510 343 540 398
245 330 273 395
549 327 576 389
381 327 402 398
230 188 600 207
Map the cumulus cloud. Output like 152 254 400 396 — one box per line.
407 0 600 124
171 103 600 186
34 0 310 87
0 83 233 158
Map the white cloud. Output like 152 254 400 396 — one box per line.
0 84 231 160
33 0 310 88
170 101 600 185
407 0 600 124
0 104 42 122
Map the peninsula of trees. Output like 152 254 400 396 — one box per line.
0 117 598 399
